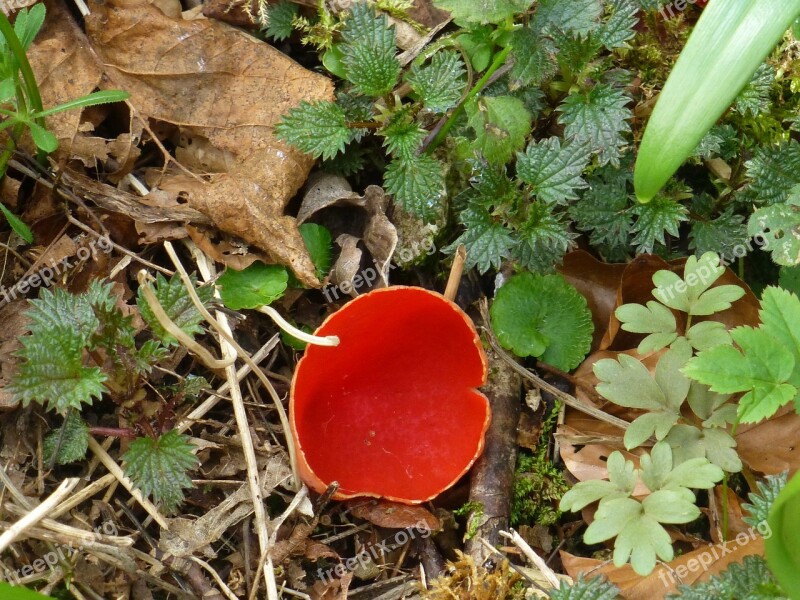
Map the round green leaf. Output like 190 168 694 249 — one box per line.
490 272 593 371
218 263 288 310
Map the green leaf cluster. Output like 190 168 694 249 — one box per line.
560 442 723 575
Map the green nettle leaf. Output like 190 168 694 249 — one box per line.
630 195 688 253
598 0 638 50
380 112 427 159
689 208 748 260
384 153 445 222
744 140 800 206
274 100 351 160
490 272 593 370
446 204 515 273
122 430 199 514
24 286 100 347
508 26 557 88
692 124 738 161
548 575 619 600
733 62 774 117
516 137 591 204
10 325 107 413
44 411 89 465
340 3 400 96
748 184 800 266
218 263 289 310
742 472 787 529
466 95 532 165
263 0 298 41
299 223 333 281
433 0 533 25
569 164 633 251
558 84 630 167
516 203 576 273
405 50 467 113
615 300 677 354
533 0 603 36
651 252 744 316
137 273 214 347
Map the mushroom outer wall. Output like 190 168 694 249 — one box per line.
289 286 491 504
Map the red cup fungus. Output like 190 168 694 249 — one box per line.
289 286 490 504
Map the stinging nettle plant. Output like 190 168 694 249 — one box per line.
9 277 212 513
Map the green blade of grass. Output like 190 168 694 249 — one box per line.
634 0 800 202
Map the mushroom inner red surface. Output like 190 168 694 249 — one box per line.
291 287 489 502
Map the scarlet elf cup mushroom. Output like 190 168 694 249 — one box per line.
289 286 490 504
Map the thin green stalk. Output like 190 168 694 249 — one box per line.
425 45 513 154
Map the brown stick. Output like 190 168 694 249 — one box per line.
444 245 467 302
464 342 522 564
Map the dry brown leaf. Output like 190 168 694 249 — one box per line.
736 407 800 474
85 0 335 286
346 498 441 531
560 535 764 599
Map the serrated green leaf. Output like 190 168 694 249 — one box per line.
508 26 557 88
598 0 638 49
263 1 298 41
516 137 591 204
733 62 774 117
218 263 288 310
341 3 400 96
683 327 796 424
466 95 531 165
123 430 199 514
446 205 515 274
534 0 603 36
24 286 99 347
433 0 533 25
10 325 107 413
748 185 800 266
490 272 593 370
667 555 784 600
630 195 688 253
689 208 748 260
380 111 426 159
275 100 351 160
745 140 800 206
405 50 466 113
44 411 89 465
137 273 213 347
759 286 800 390
384 153 445 222
558 84 630 167
742 472 787 528
569 163 633 250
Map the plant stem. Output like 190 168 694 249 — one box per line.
424 45 513 154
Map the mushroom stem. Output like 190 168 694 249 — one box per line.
444 244 467 302
257 305 340 347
